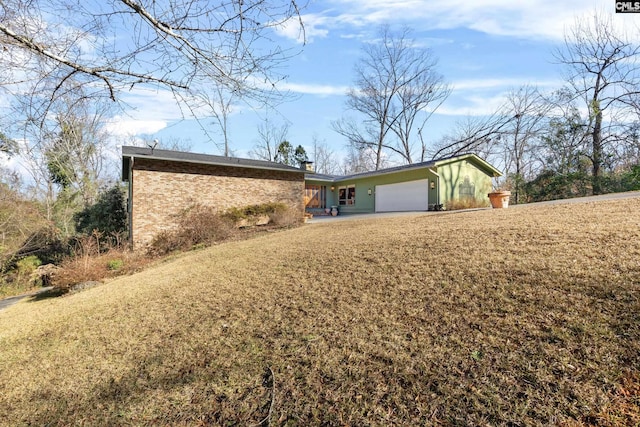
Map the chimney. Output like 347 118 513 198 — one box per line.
300 160 314 172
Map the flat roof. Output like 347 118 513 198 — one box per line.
121 146 306 181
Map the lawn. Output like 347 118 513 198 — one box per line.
0 198 639 426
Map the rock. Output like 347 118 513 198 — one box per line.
69 281 102 292
31 264 60 287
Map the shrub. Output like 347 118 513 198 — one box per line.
52 247 150 291
524 170 591 202
106 259 123 271
15 255 42 276
74 185 127 249
146 203 300 256
147 205 236 256
222 202 288 222
14 255 43 287
146 230 183 256
269 206 303 226
1 251 57 297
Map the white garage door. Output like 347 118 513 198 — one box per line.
375 179 429 212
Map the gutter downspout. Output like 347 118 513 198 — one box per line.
428 167 440 210
128 156 134 248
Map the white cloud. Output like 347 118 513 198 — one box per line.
104 117 168 137
452 77 563 91
103 88 188 137
438 76 565 116
301 0 614 42
438 94 509 117
276 81 349 96
277 13 331 43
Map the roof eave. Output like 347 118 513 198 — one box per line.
434 153 503 177
121 149 306 175
333 161 437 182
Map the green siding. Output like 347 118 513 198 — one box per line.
305 155 500 214
308 168 439 214
437 160 493 207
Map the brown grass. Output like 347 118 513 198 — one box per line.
0 198 639 426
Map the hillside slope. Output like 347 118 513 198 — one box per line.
1 199 639 425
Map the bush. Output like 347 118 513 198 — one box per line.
180 205 236 243
52 247 150 291
0 255 45 297
222 202 288 222
15 255 42 275
147 203 300 256
524 166 640 202
147 205 236 256
106 259 123 271
74 185 127 249
146 230 183 256
269 206 303 226
524 170 591 202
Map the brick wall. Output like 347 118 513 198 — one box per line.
130 158 304 247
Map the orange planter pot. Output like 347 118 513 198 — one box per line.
488 191 511 209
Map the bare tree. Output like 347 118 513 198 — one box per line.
340 145 384 175
432 93 547 201
311 135 340 175
0 0 305 124
135 135 193 152
209 85 237 157
249 118 290 161
499 85 550 203
333 25 450 169
537 108 588 176
555 12 640 194
16 89 113 231
431 110 514 160
0 132 16 156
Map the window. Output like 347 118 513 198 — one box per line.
304 185 326 208
338 185 356 205
459 176 475 199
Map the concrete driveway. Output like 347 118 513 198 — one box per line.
307 210 431 223
510 190 640 207
306 191 640 223
0 287 54 312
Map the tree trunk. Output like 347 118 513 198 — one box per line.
592 109 603 195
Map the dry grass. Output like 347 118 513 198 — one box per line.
0 198 639 426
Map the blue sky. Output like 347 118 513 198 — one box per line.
120 0 621 161
13 0 633 167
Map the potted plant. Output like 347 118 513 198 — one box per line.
488 190 511 209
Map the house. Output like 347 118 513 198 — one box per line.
304 154 502 214
122 147 502 248
121 146 306 248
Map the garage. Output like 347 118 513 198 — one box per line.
375 179 429 212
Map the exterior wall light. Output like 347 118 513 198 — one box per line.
368 188 372 195
430 181 436 189
330 186 335 191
